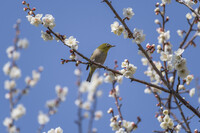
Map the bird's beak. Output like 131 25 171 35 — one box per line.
110 45 115 47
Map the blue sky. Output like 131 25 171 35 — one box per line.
1 0 200 133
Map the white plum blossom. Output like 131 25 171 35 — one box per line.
111 21 124 36
160 115 174 130
123 7 135 19
178 85 185 90
104 72 115 83
69 54 76 60
38 111 50 125
64 36 79 50
163 110 169 115
132 28 145 44
174 48 184 56
184 0 195 6
26 14 43 27
82 101 91 110
144 88 151 94
12 51 20 61
46 99 57 108
94 110 103 120
154 19 160 24
162 0 171 4
6 46 20 60
160 51 171 61
32 70 41 81
3 62 11 75
185 75 194 85
55 85 68 101
17 38 29 48
9 66 21 79
41 30 53 41
174 124 182 133
157 116 163 122
104 71 123 84
109 85 120 97
121 59 137 78
54 127 63 133
116 128 127 133
11 104 26 120
158 30 170 44
141 58 148 66
110 121 120 131
198 22 200 29
4 80 16 90
96 90 103 97
174 58 186 71
122 120 134 132
79 81 90 93
177 30 183 38
177 68 189 79
3 117 12 127
42 14 56 29
74 68 82 76
186 13 192 19
25 67 43 87
123 30 128 39
6 46 15 59
8 126 17 133
75 99 82 107
47 127 63 133
189 88 195 97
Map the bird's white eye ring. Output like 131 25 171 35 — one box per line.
106 43 110 47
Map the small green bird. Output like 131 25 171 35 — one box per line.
86 43 115 82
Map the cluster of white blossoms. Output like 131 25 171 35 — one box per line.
120 59 137 78
143 60 163 92
38 85 68 127
172 49 189 79
55 85 68 101
75 73 103 111
26 13 79 49
27 14 55 29
132 28 146 44
157 110 180 131
3 117 18 133
109 85 120 98
38 111 50 125
157 30 170 44
46 85 68 108
3 38 29 80
177 30 184 38
111 21 124 36
108 109 136 133
64 36 79 50
3 24 45 133
45 127 63 133
183 0 195 7
104 71 123 84
123 7 135 19
110 7 145 44
94 110 103 120
189 88 195 97
11 104 26 120
25 66 43 87
161 0 171 4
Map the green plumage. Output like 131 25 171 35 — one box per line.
86 43 115 82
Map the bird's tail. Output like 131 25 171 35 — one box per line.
87 67 95 82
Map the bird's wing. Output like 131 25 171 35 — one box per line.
86 51 95 70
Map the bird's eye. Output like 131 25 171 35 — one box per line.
106 43 110 47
